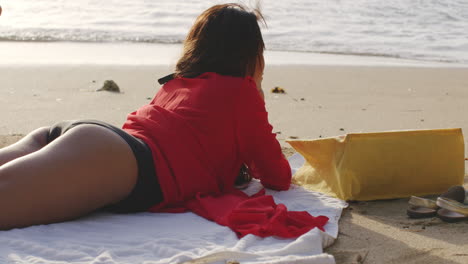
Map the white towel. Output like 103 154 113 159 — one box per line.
0 153 347 264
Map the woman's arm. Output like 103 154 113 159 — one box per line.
236 79 291 190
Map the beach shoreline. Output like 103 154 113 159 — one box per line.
2 41 468 67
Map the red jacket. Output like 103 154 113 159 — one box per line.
123 72 327 238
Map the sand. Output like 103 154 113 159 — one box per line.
3 65 468 149
1 58 468 263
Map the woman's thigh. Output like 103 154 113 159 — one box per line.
0 124 138 230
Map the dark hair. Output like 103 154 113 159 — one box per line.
175 3 265 78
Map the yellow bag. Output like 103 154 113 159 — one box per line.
287 128 465 201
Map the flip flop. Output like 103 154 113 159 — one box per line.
406 185 466 219
436 197 468 222
407 196 439 218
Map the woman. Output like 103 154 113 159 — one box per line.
0 4 293 231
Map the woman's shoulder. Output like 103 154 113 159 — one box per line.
165 72 254 93
190 72 252 83
158 72 257 103
200 72 256 91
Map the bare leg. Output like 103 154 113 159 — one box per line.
0 124 138 230
0 127 49 166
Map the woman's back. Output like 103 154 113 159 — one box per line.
123 72 291 210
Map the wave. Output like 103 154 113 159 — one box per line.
0 30 185 44
1 33 466 65
1 0 468 65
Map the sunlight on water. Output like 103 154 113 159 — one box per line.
1 0 467 64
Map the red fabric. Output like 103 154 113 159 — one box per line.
122 72 328 237
186 189 329 238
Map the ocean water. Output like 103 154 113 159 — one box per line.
1 0 467 64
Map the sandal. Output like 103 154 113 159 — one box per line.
407 185 466 219
436 196 468 222
407 196 439 218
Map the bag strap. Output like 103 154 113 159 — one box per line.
158 73 175 85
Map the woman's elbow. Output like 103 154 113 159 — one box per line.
263 174 292 191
